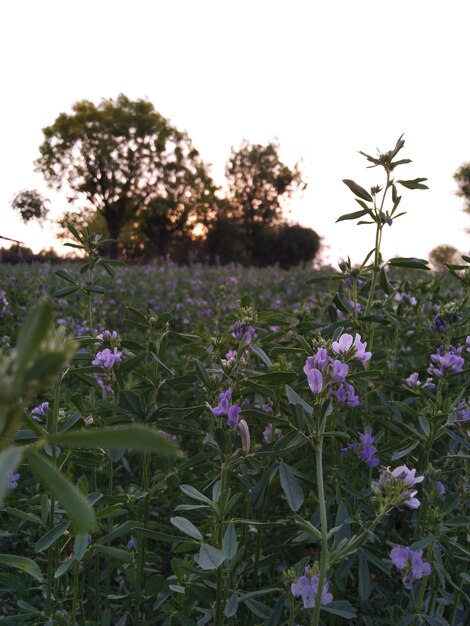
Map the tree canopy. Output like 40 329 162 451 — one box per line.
454 163 470 217
35 94 216 258
11 189 49 224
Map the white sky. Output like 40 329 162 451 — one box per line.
1 0 469 265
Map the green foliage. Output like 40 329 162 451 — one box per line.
10 189 49 224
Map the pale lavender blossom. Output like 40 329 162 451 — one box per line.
212 389 233 416
332 333 371 362
307 368 323 395
332 382 360 407
92 347 122 369
435 481 446 495
391 465 425 487
31 401 49 423
331 360 349 382
341 432 380 468
291 568 333 609
263 423 282 442
96 330 118 341
390 546 431 590
126 537 136 550
405 372 421 389
225 349 237 362
7 472 20 490
428 345 464 378
227 405 241 428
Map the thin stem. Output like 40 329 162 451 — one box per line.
310 435 328 626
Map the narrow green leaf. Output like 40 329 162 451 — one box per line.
180 484 212 505
48 426 179 456
222 523 238 560
25 448 95 533
170 516 203 541
388 257 430 270
391 440 420 461
195 544 225 570
15 302 53 370
35 520 69 552
397 178 429 190
74 533 89 561
336 209 370 223
93 545 133 563
322 600 357 618
279 462 304 512
0 554 43 582
54 286 80 298
55 269 76 284
342 179 373 202
54 558 76 578
224 593 239 618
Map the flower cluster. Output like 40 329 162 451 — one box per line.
405 372 435 390
304 333 371 407
291 567 333 609
394 292 417 307
7 472 20 490
341 432 380 468
31 401 49 423
92 347 122 369
96 329 118 341
427 344 464 378
211 388 242 427
231 322 255 345
390 546 431 589
372 465 424 510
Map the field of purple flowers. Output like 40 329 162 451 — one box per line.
0 137 469 626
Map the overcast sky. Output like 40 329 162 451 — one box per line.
1 0 469 265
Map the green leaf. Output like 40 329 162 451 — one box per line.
358 552 371 601
222 523 238 559
391 440 420 461
195 544 225 570
388 257 430 270
0 554 43 582
336 209 371 223
55 269 76 284
293 515 322 541
93 545 133 563
25 448 95 533
35 520 70 552
224 594 239 618
285 385 313 416
74 533 89 561
15 301 53 370
397 178 429 190
265 596 285 626
251 344 273 367
180 484 212 505
322 601 357 619
279 462 304 512
83 285 105 294
54 286 80 298
0 446 22 505
194 359 211 387
170 516 203 541
342 179 373 202
54 558 76 579
48 426 179 456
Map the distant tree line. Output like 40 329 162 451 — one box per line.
12 94 320 268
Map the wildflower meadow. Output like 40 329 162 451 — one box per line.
0 137 469 626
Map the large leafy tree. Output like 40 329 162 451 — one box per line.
454 163 470 219
35 94 216 258
11 189 49 224
224 140 305 263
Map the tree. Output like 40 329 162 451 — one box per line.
224 141 304 263
35 94 216 258
429 244 460 272
454 163 470 216
11 189 49 224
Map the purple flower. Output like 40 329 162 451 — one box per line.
96 330 118 341
263 423 282 442
341 432 380 468
225 349 237 362
332 382 359 407
391 465 424 487
405 372 420 389
126 537 136 550
212 389 233 416
307 368 323 395
435 481 446 495
430 315 447 333
332 333 371 362
427 346 464 378
232 322 255 345
7 472 20 490
331 359 349 382
31 401 49 423
227 405 241 428
92 347 122 369
291 569 333 609
390 546 431 589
